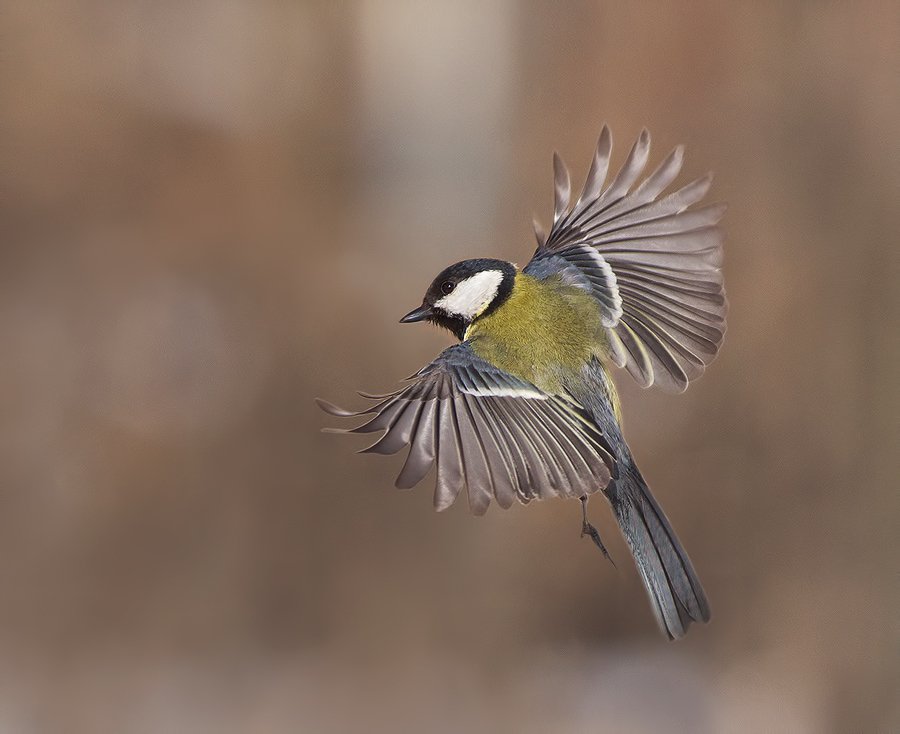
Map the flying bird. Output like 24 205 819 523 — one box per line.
318 127 726 639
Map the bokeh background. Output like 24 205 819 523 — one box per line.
2 2 898 732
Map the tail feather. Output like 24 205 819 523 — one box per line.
609 466 710 640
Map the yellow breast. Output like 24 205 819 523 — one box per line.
465 273 607 394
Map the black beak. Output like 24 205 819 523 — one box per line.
399 304 433 323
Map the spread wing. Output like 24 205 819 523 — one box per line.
317 344 616 516
525 127 727 393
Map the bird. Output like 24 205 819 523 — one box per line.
317 127 726 639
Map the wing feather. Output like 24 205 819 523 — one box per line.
511 399 569 498
464 395 518 509
519 399 585 499
435 397 465 511
573 126 612 215
545 400 615 485
553 153 572 224
479 397 536 503
526 128 726 393
454 392 495 516
395 388 438 489
318 344 616 513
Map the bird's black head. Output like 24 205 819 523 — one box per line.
400 258 517 340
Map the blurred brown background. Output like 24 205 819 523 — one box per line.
2 2 898 732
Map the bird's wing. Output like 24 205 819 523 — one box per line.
524 127 726 393
317 344 616 516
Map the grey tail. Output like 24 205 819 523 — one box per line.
608 464 711 640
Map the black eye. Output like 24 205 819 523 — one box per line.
440 281 455 295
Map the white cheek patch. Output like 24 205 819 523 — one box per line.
436 270 504 319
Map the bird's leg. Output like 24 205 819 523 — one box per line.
580 496 615 566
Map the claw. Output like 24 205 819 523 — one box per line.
581 520 616 566
579 495 616 567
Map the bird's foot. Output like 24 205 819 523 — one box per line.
581 519 616 567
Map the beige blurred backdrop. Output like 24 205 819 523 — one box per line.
2 2 899 732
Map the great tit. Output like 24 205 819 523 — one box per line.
318 127 726 639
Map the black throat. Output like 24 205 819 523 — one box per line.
429 311 469 341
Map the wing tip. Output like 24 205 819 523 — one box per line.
394 475 418 491
533 215 547 246
553 152 572 221
433 492 458 512
315 397 355 417
469 502 491 517
595 125 613 160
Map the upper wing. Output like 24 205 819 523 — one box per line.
525 127 727 393
317 344 616 516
